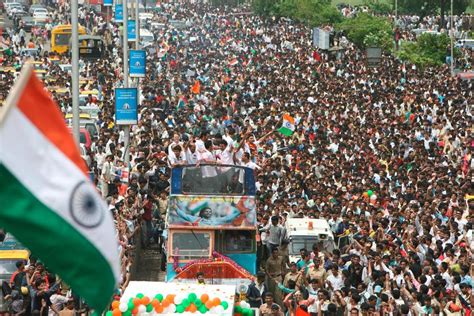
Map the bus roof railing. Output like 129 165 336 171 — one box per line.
171 163 253 171
170 164 256 196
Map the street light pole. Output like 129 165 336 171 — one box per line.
71 0 80 147
123 0 128 89
394 0 398 51
395 0 398 25
136 0 140 50
123 0 130 165
135 0 141 107
450 0 454 77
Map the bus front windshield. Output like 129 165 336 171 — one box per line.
54 33 71 46
182 165 245 195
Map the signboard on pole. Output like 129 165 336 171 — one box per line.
127 20 136 42
312 28 330 50
103 0 113 7
114 4 123 23
366 47 382 68
129 50 146 78
115 88 138 125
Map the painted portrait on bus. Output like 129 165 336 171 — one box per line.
167 196 256 228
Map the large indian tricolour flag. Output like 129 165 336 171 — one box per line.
0 65 120 311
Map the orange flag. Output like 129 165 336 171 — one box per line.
191 80 201 94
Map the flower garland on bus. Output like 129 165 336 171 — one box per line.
172 251 251 278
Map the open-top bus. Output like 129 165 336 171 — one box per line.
164 164 257 289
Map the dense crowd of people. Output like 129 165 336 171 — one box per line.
0 0 473 315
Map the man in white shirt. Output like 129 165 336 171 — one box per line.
185 140 199 165
326 265 344 291
216 139 234 165
101 154 113 198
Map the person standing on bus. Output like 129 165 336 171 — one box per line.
182 140 200 192
196 140 218 192
168 145 186 167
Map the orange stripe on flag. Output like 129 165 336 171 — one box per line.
16 69 88 176
283 113 295 124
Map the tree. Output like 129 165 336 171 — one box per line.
336 13 393 50
397 0 439 15
363 0 393 15
395 0 471 28
252 0 342 26
252 0 276 15
397 33 460 69
440 0 471 29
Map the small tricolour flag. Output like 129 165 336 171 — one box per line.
177 96 187 110
0 65 120 311
278 114 295 136
228 58 238 66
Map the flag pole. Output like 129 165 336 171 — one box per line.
71 0 80 147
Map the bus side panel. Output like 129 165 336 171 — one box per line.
171 168 182 194
167 195 256 228
166 263 177 281
226 253 256 275
245 170 256 195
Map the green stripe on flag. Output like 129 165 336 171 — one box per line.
278 127 293 136
0 165 116 311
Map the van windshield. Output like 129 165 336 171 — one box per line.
290 238 335 255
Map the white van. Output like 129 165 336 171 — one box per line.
140 28 154 47
455 39 474 50
285 218 336 264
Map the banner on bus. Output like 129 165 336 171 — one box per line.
103 0 113 6
128 20 136 42
129 50 146 78
167 196 256 228
114 4 123 23
115 88 137 125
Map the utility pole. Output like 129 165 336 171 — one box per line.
135 0 141 105
123 0 130 165
450 0 454 77
71 0 80 147
394 0 398 51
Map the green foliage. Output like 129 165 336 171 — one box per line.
395 0 470 15
451 0 471 15
363 0 392 14
336 13 393 49
397 0 438 15
252 0 275 15
397 33 456 69
253 0 342 26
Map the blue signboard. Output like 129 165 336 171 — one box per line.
130 50 146 78
127 20 136 41
114 4 123 23
103 0 113 6
115 88 138 125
